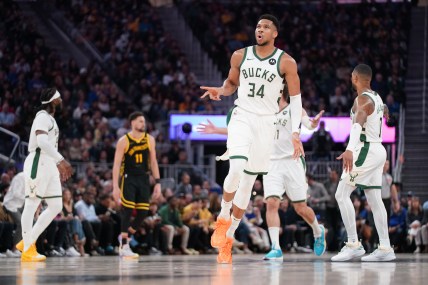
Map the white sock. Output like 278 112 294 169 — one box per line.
218 199 232 220
365 189 391 249
21 198 41 252
268 227 280 250
310 219 322 238
226 215 241 238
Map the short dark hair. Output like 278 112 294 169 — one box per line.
40 88 57 105
258 14 280 32
354 64 372 79
128 111 144 122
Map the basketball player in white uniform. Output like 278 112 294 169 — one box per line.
332 64 396 262
200 14 303 264
263 93 326 260
197 93 326 261
16 88 73 262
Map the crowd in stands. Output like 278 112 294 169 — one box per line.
181 0 410 120
0 0 422 258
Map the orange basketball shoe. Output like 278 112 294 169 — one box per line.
21 244 46 262
16 240 24 252
217 237 233 264
211 218 232 248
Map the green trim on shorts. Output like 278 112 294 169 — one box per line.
265 195 282 201
230 155 248 161
356 184 382 190
226 106 237 126
31 148 41 179
25 195 62 199
300 156 306 172
243 170 267 175
291 199 307 203
355 141 370 167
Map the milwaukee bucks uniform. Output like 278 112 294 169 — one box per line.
341 90 386 189
227 46 285 174
120 133 151 210
263 104 308 202
23 110 61 199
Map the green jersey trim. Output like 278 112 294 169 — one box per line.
277 51 285 77
252 46 278 61
239 47 248 69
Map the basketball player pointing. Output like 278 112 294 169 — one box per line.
17 88 73 262
332 64 395 262
201 14 304 264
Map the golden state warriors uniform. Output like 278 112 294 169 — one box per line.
263 104 308 202
120 133 151 210
341 90 386 189
227 46 285 174
23 110 61 199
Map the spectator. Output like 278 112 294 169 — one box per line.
406 197 423 252
158 196 191 255
307 174 330 221
389 202 407 252
309 121 333 161
75 189 104 256
62 188 86 256
2 172 25 255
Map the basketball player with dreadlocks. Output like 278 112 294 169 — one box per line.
16 88 73 262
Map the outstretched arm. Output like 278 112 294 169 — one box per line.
200 49 243 100
197 119 228 135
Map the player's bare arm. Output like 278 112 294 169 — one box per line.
337 95 374 172
196 119 228 135
280 55 304 159
112 136 127 204
200 49 243 100
148 135 161 200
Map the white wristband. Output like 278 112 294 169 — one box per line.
289 94 303 133
301 116 315 130
346 123 363 151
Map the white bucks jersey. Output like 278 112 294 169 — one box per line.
271 104 294 159
351 90 384 143
28 110 59 153
236 46 285 115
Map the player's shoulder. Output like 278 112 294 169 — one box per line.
34 110 51 120
279 52 296 65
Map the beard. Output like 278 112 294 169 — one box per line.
55 103 63 112
257 41 268 46
136 127 145 133
351 83 357 92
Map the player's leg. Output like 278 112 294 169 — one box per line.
361 188 395 261
212 110 251 249
119 176 139 258
331 180 365 261
264 197 283 260
263 160 285 260
217 172 257 264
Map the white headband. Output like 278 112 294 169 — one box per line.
41 90 61 104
